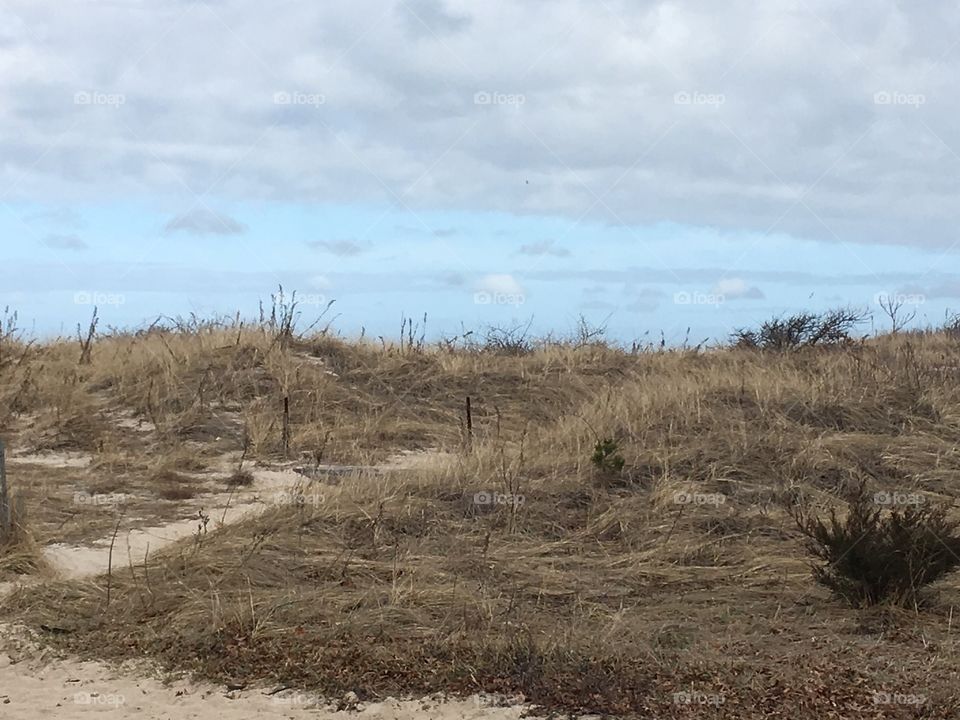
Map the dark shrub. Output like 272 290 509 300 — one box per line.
591 438 625 475
796 486 960 606
733 308 866 350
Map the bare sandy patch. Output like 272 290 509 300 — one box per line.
8 451 93 468
0 628 534 719
41 466 311 580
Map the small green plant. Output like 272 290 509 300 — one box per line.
795 486 960 607
591 438 625 474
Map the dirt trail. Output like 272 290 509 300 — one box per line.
42 466 308 580
0 454 540 719
0 633 532 719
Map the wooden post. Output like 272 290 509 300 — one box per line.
0 439 10 541
282 396 291 458
465 396 473 447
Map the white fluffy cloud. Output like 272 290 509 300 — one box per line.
476 273 524 296
3 1 960 248
712 278 764 300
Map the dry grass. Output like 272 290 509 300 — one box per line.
0 500 48 582
3 314 960 715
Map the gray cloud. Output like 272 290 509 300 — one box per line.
163 209 247 236
625 286 667 312
580 299 616 311
3 1 960 251
518 240 570 257
899 280 960 298
41 233 86 250
398 0 471 37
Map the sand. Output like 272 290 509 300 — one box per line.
0 637 534 719
0 637 533 720
0 459 541 720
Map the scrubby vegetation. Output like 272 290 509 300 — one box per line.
797 484 960 607
3 300 960 716
732 307 867 350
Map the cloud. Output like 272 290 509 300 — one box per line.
25 207 83 228
711 278 765 300
5 1 960 251
432 227 459 238
440 272 466 287
308 239 365 256
40 233 86 250
623 286 666 312
399 0 471 37
896 280 960 299
625 297 661 313
581 299 616 311
518 240 570 257
309 275 332 290
475 273 524 296
163 209 247 236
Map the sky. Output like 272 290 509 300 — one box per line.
3 0 960 343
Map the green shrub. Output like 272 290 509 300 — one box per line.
796 487 960 606
591 439 625 475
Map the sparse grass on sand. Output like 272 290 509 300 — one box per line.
0 507 49 582
3 311 960 716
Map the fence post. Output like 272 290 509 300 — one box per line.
282 396 291 459
0 438 10 541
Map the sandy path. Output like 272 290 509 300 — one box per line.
43 467 307 580
0 458 541 719
0 638 531 719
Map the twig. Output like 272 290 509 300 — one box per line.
106 518 121 606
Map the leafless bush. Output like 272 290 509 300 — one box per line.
483 319 535 355
733 308 867 350
943 311 960 339
572 314 609 348
877 294 917 334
